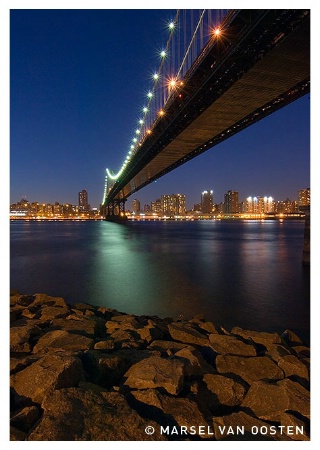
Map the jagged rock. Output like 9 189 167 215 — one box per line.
130 389 213 439
109 329 145 348
123 356 184 395
33 329 94 354
81 351 132 388
209 334 256 356
29 293 68 308
168 322 209 346
106 316 140 333
10 293 35 307
231 327 282 348
216 355 284 385
291 346 310 358
149 340 189 353
135 319 164 343
272 411 309 441
281 329 304 346
10 355 40 374
38 305 70 321
277 355 309 383
10 305 25 323
174 346 215 377
10 323 42 353
93 339 115 351
50 316 104 338
203 374 246 407
27 387 166 441
197 321 220 334
10 426 27 441
241 379 310 420
10 354 85 404
266 344 293 362
10 406 40 433
213 411 292 441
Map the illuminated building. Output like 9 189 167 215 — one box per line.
298 188 310 208
79 189 90 212
245 196 274 214
201 190 213 213
161 194 186 216
224 190 239 213
132 199 141 214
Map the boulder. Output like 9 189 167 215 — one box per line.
265 344 293 362
38 305 70 321
10 354 85 404
209 334 256 356
123 356 184 395
93 339 115 351
231 327 282 348
81 351 132 389
213 411 292 441
241 379 310 420
203 374 246 407
50 316 104 338
10 406 40 433
168 322 209 346
174 346 215 377
10 323 42 354
131 389 212 439
216 355 284 385
197 321 220 334
281 329 304 346
33 329 94 354
149 340 189 354
277 355 309 383
27 388 167 441
29 293 68 308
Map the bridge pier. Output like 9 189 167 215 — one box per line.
104 199 127 222
301 206 310 266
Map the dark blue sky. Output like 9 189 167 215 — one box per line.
10 8 310 210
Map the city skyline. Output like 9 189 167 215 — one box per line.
9 7 311 211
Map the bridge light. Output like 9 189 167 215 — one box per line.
158 109 165 116
143 106 148 113
136 129 140 134
133 137 137 142
160 50 166 58
146 129 152 134
139 119 144 125
153 73 159 80
147 91 153 98
168 21 175 30
130 145 134 149
213 27 221 37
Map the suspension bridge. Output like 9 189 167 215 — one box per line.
101 9 310 220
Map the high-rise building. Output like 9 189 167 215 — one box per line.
298 188 310 209
201 190 213 213
151 199 162 214
161 194 186 216
224 190 239 213
245 196 274 214
79 189 89 211
132 199 141 214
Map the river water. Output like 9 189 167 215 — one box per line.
10 219 310 343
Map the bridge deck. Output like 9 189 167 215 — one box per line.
106 10 310 204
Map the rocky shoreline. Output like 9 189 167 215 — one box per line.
10 291 310 441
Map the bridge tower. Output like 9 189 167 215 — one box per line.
101 170 128 221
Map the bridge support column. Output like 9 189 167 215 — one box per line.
105 199 127 222
301 206 310 266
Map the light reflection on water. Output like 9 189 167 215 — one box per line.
10 219 310 342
